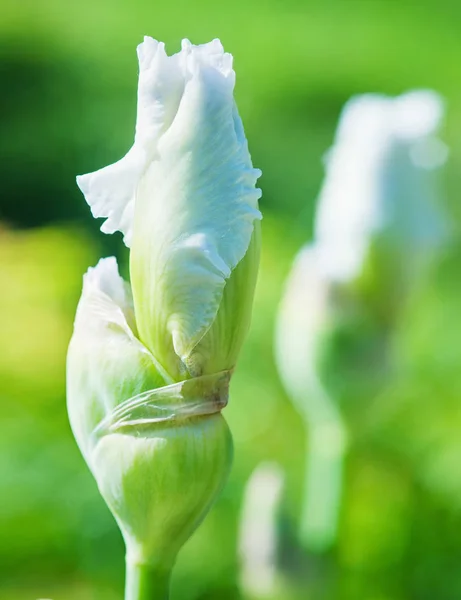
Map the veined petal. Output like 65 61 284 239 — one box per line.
130 39 261 377
66 257 165 462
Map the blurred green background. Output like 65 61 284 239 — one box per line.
2 0 461 598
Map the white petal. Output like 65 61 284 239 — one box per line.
74 256 137 336
76 147 145 246
275 245 334 412
314 90 447 282
134 38 185 147
67 257 166 461
392 90 444 140
130 40 261 375
77 37 186 246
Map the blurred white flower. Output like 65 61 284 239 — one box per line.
315 90 447 282
276 90 448 553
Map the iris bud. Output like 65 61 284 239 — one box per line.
68 37 261 599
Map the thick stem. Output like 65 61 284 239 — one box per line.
125 562 172 600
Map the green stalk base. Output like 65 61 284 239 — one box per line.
125 562 172 600
300 419 347 553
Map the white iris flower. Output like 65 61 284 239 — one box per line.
276 90 447 553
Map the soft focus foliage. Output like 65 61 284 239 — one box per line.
2 1 461 599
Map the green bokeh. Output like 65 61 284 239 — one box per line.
2 1 461 598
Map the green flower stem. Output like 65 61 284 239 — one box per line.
300 417 347 552
125 562 172 600
297 377 347 552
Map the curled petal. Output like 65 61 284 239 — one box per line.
76 149 143 246
77 38 186 246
